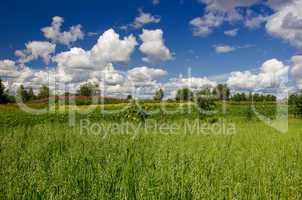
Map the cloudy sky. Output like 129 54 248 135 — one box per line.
0 0 301 98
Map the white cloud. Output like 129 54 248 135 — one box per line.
54 47 91 71
53 29 137 83
214 45 235 53
190 0 267 36
291 55 302 89
139 29 172 63
128 66 167 82
199 0 259 14
227 58 288 90
244 12 267 29
267 0 295 11
15 41 56 64
121 9 161 30
132 9 160 29
41 16 84 46
0 59 19 78
190 13 224 37
266 0 302 48
90 29 137 64
224 29 239 36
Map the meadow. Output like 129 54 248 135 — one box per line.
0 102 302 199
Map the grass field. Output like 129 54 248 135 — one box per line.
0 102 302 199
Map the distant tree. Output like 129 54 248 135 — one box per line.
127 94 133 100
154 88 164 101
28 87 36 101
197 88 212 96
0 78 8 104
17 85 29 102
38 85 50 99
64 92 71 97
215 84 230 100
289 93 302 117
196 95 217 119
231 93 243 102
176 88 193 102
77 83 95 97
231 92 277 103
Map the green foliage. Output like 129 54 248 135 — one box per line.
0 78 8 104
77 82 98 97
154 88 164 101
230 92 277 102
289 93 302 117
246 102 254 120
28 87 36 101
196 95 217 119
38 85 50 99
127 94 132 100
122 103 149 122
215 84 230 100
0 110 301 199
175 88 193 102
17 85 30 102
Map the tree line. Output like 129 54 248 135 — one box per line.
174 84 277 102
0 78 300 106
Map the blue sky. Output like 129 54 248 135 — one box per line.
0 0 301 97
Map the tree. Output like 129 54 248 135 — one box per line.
215 84 230 100
0 78 8 104
28 87 36 101
127 94 133 100
289 93 302 117
175 88 194 102
154 88 164 101
77 83 95 97
17 85 29 102
38 85 50 99
196 96 217 119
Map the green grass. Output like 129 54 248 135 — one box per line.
0 103 302 199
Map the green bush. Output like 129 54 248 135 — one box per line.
196 96 217 119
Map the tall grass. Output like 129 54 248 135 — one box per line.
0 103 301 199
1 119 302 199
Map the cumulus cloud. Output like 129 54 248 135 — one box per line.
214 45 236 53
190 0 259 37
224 29 239 37
291 55 302 89
15 41 56 64
0 59 19 78
1 28 139 96
227 58 288 90
266 0 302 48
190 13 224 37
244 11 267 29
90 29 137 64
132 9 160 29
53 29 137 83
190 0 268 36
121 9 161 30
267 0 295 11
41 16 84 46
128 66 167 82
139 29 172 63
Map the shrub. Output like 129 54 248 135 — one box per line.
289 94 302 117
175 88 193 102
196 96 217 119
